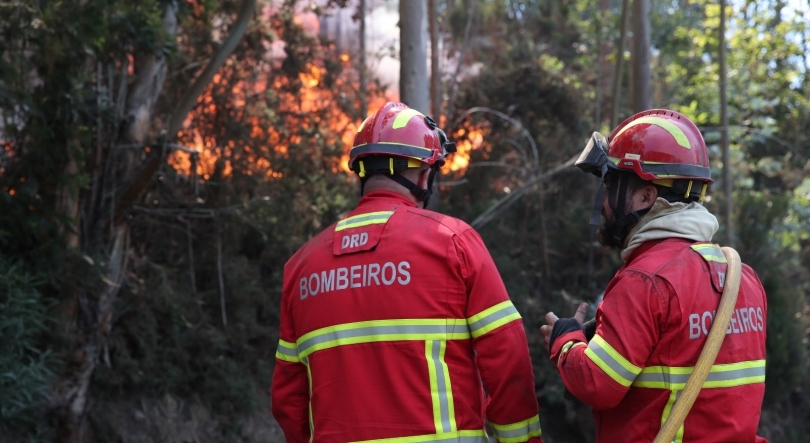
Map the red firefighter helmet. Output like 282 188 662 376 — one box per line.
349 102 454 176
576 109 712 202
607 109 712 184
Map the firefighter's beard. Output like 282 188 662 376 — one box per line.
596 209 623 249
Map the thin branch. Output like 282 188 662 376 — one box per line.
131 195 271 218
467 161 528 173
180 217 197 295
470 154 578 230
610 0 630 129
166 0 256 138
217 219 227 327
454 107 539 168
445 0 477 120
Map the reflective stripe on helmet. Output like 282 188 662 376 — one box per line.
357 115 372 133
613 116 692 150
607 156 711 179
489 415 543 443
350 142 434 162
633 359 766 390
392 108 425 129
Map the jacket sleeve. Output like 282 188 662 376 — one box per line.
455 229 544 443
550 270 666 410
270 266 311 443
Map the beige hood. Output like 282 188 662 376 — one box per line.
621 198 719 262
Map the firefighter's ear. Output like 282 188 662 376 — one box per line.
641 184 658 204
417 167 431 189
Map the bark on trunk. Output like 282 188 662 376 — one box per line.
429 0 441 121
399 0 429 114
610 0 630 129
631 0 651 112
719 0 734 246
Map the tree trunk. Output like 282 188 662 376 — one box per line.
428 0 441 121
719 0 734 247
631 0 651 112
610 0 630 129
49 0 256 438
399 0 429 114
359 0 367 116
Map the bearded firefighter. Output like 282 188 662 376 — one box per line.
272 102 544 443
540 110 769 442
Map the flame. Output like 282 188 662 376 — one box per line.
166 6 400 184
444 128 485 173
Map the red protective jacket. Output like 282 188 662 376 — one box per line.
551 238 768 443
272 191 543 443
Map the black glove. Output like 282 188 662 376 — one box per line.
549 318 585 352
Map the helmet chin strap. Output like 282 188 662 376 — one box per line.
599 173 652 248
361 167 436 207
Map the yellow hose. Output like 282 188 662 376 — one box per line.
652 247 742 443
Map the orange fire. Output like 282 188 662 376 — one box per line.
165 7 487 185
444 127 485 173
169 48 375 178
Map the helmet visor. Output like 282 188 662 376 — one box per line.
575 132 610 177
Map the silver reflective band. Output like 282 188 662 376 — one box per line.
468 303 519 337
297 322 471 357
692 245 726 262
492 420 542 439
349 432 489 443
336 211 394 231
429 340 453 433
587 338 639 384
276 344 298 358
634 362 766 389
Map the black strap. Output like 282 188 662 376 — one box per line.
389 173 431 202
612 207 651 246
589 183 605 226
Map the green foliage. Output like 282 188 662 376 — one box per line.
735 191 806 406
0 257 57 437
1 0 809 440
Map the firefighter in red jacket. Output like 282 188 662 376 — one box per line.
540 109 768 443
272 102 544 443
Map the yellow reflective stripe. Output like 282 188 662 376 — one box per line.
426 340 456 433
558 341 586 367
584 334 641 387
275 339 300 362
348 430 488 443
614 116 692 150
357 116 371 133
296 319 471 358
633 359 766 390
392 109 425 129
467 301 522 338
301 356 315 443
336 211 394 232
690 244 727 263
660 390 684 443
490 415 542 443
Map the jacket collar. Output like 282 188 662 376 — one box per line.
356 190 418 209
